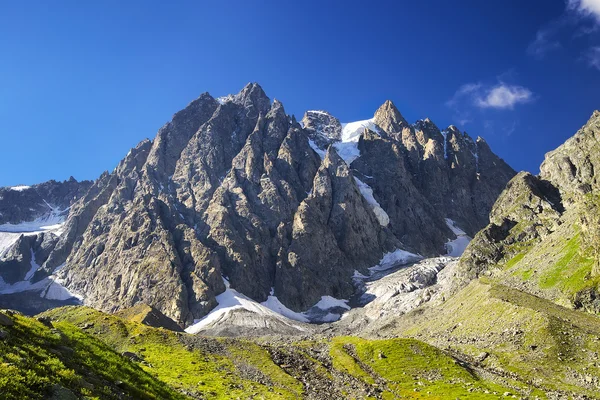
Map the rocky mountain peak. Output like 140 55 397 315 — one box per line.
373 99 408 135
231 82 271 115
413 118 444 145
302 110 342 141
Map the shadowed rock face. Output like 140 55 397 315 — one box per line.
0 84 515 326
0 178 92 225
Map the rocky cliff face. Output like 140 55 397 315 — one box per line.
0 178 92 226
0 83 514 326
0 178 92 283
303 102 515 256
457 111 600 312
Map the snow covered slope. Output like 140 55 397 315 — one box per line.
185 278 309 335
0 206 81 304
333 118 380 165
444 218 471 257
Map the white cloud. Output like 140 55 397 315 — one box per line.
447 82 534 111
585 46 600 69
527 28 562 58
568 0 600 22
528 1 600 65
475 84 533 109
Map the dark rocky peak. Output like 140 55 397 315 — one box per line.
263 99 291 157
322 145 350 177
230 115 268 183
228 82 271 118
144 92 219 181
443 125 473 165
373 100 408 135
301 110 342 141
275 145 397 310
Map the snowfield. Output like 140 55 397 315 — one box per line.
185 278 308 334
369 249 423 273
0 203 80 301
308 139 327 160
333 118 380 165
444 218 471 257
9 185 31 191
185 278 357 333
354 177 390 226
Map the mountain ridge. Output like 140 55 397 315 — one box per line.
0 83 515 328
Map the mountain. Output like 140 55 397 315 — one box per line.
0 83 515 329
326 110 600 398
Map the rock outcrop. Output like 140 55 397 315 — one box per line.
457 111 600 312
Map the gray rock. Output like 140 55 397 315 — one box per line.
0 312 13 326
49 384 78 400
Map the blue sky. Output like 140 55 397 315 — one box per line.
1 0 599 186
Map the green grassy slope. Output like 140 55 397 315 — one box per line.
379 279 600 399
0 311 184 400
0 306 520 399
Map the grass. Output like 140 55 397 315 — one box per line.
537 233 597 295
224 339 304 397
397 279 600 398
41 306 302 399
0 305 531 399
329 337 375 385
0 313 183 400
328 336 514 399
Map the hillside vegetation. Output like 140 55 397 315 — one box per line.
0 306 522 399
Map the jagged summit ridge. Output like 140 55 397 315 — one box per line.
0 83 515 327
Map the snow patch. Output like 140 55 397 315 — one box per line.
354 177 389 226
0 271 80 301
0 232 22 258
185 278 357 331
312 295 350 310
444 218 471 257
261 292 309 323
40 276 83 301
216 95 235 105
9 185 31 191
332 141 361 165
0 204 67 235
332 118 380 165
185 278 306 334
369 249 423 273
24 250 41 281
340 118 379 142
308 139 327 160
306 110 330 116
441 130 449 159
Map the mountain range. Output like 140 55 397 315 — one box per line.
0 83 515 327
2 83 600 398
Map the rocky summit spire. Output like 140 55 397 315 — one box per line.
373 99 408 135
